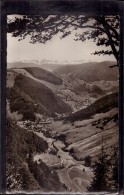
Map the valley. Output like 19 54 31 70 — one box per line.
15 118 93 192
6 61 119 193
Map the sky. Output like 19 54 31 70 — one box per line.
7 15 116 66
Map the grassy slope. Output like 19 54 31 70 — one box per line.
7 73 72 118
50 95 118 161
24 67 63 85
65 92 118 122
54 61 118 82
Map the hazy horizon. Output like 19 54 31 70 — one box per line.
7 15 116 66
7 15 116 70
7 60 116 70
7 32 115 64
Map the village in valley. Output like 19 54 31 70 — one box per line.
6 11 120 193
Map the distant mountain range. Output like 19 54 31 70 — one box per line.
7 61 118 76
8 62 64 72
54 61 118 82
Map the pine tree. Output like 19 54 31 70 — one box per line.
109 146 118 191
27 148 34 170
88 138 110 192
84 155 92 167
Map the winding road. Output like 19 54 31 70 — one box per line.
18 122 93 192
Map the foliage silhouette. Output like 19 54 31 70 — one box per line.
8 15 119 65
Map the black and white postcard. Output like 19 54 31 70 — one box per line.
0 0 124 194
